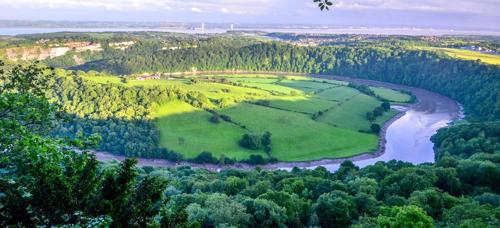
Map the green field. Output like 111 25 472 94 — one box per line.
371 87 412 102
316 94 381 131
102 74 411 162
218 103 377 161
415 46 500 65
154 101 265 159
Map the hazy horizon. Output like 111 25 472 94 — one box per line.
0 0 499 31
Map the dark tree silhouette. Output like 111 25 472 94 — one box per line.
314 0 334 11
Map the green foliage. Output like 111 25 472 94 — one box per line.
240 133 263 150
243 198 287 227
371 123 381 134
375 205 434 228
313 190 356 226
192 151 218 164
0 62 164 226
432 122 500 160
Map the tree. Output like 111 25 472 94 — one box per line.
209 114 221 123
259 191 311 227
243 198 287 227
366 112 375 121
261 131 272 153
336 160 359 180
205 193 250 226
373 106 385 117
375 205 433 228
127 176 168 226
348 177 378 196
379 168 437 198
193 151 217 164
94 158 138 226
0 61 54 96
240 133 262 150
313 191 356 227
224 176 249 195
408 189 459 219
382 101 391 111
442 202 500 227
185 203 208 226
248 154 267 165
371 123 381 133
354 193 379 217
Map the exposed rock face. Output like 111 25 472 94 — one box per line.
109 41 136 50
73 55 84 65
3 40 136 62
4 42 103 61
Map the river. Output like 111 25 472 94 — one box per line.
295 76 463 171
85 76 462 172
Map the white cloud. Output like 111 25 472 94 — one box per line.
333 0 499 15
0 0 283 15
190 7 202 12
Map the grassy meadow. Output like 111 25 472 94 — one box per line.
84 74 411 161
415 46 500 65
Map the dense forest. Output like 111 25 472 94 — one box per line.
48 72 165 157
1 62 499 227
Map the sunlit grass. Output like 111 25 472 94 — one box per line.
154 100 263 160
85 73 407 161
218 103 378 161
371 87 411 103
414 46 500 65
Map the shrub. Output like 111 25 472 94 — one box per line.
262 131 272 153
220 114 232 122
192 151 217 164
371 124 381 134
255 100 270 106
209 115 220 123
240 133 263 150
248 154 267 165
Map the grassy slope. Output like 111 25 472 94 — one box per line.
154 100 267 160
267 98 338 114
371 87 411 103
415 46 500 65
313 86 360 101
316 94 383 131
85 74 410 161
218 103 378 161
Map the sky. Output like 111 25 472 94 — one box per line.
0 0 499 30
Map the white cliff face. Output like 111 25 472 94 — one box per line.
50 47 71 58
109 41 136 50
3 40 138 61
4 42 105 61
